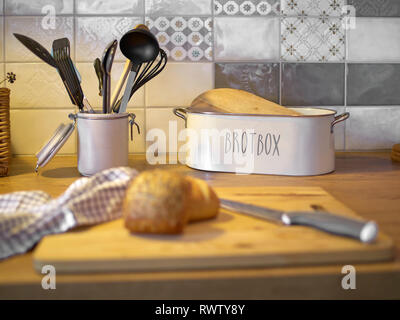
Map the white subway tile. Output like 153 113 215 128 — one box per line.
215 17 280 61
348 18 400 61
10 109 76 155
145 62 213 107
345 107 400 150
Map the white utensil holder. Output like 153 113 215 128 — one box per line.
73 112 140 176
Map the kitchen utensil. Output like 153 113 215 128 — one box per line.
110 60 131 110
52 38 93 113
220 199 378 243
13 33 58 68
94 58 103 96
101 40 118 113
173 107 349 176
118 28 160 114
113 48 167 113
110 24 153 111
33 186 394 273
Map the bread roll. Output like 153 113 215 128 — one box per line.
191 88 301 116
123 170 219 234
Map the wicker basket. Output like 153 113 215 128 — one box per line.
0 88 11 177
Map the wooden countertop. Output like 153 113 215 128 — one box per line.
1 152 400 299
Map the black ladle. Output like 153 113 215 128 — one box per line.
118 28 160 114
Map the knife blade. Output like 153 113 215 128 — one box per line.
220 199 378 243
14 33 58 68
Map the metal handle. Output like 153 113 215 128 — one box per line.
331 112 350 132
129 113 140 141
173 108 187 126
282 211 378 243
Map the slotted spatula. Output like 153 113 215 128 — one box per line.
52 38 93 112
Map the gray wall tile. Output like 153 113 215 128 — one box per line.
5 0 73 15
215 0 280 16
348 18 400 61
145 0 212 15
215 63 279 103
215 17 279 61
347 0 400 17
281 63 345 106
345 107 400 150
347 64 400 106
76 0 144 15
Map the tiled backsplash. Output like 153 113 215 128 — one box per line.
2 0 400 155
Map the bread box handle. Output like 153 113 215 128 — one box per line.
173 108 187 126
331 112 349 133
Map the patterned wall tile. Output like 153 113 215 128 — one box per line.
281 17 345 62
347 64 400 106
214 0 280 16
281 63 345 106
5 16 74 62
348 18 400 61
215 17 279 61
145 0 212 15
145 63 213 107
5 0 73 15
345 107 400 150
76 17 143 62
76 0 144 15
215 63 279 103
281 0 345 17
146 16 212 62
6 63 73 108
347 0 400 17
10 109 77 155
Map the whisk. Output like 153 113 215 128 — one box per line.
113 48 168 113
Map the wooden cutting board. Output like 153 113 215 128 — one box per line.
33 187 394 273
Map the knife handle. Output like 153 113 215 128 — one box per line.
282 211 378 243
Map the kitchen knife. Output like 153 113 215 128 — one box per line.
220 199 378 243
13 33 58 68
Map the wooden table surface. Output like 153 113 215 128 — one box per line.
0 152 400 299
